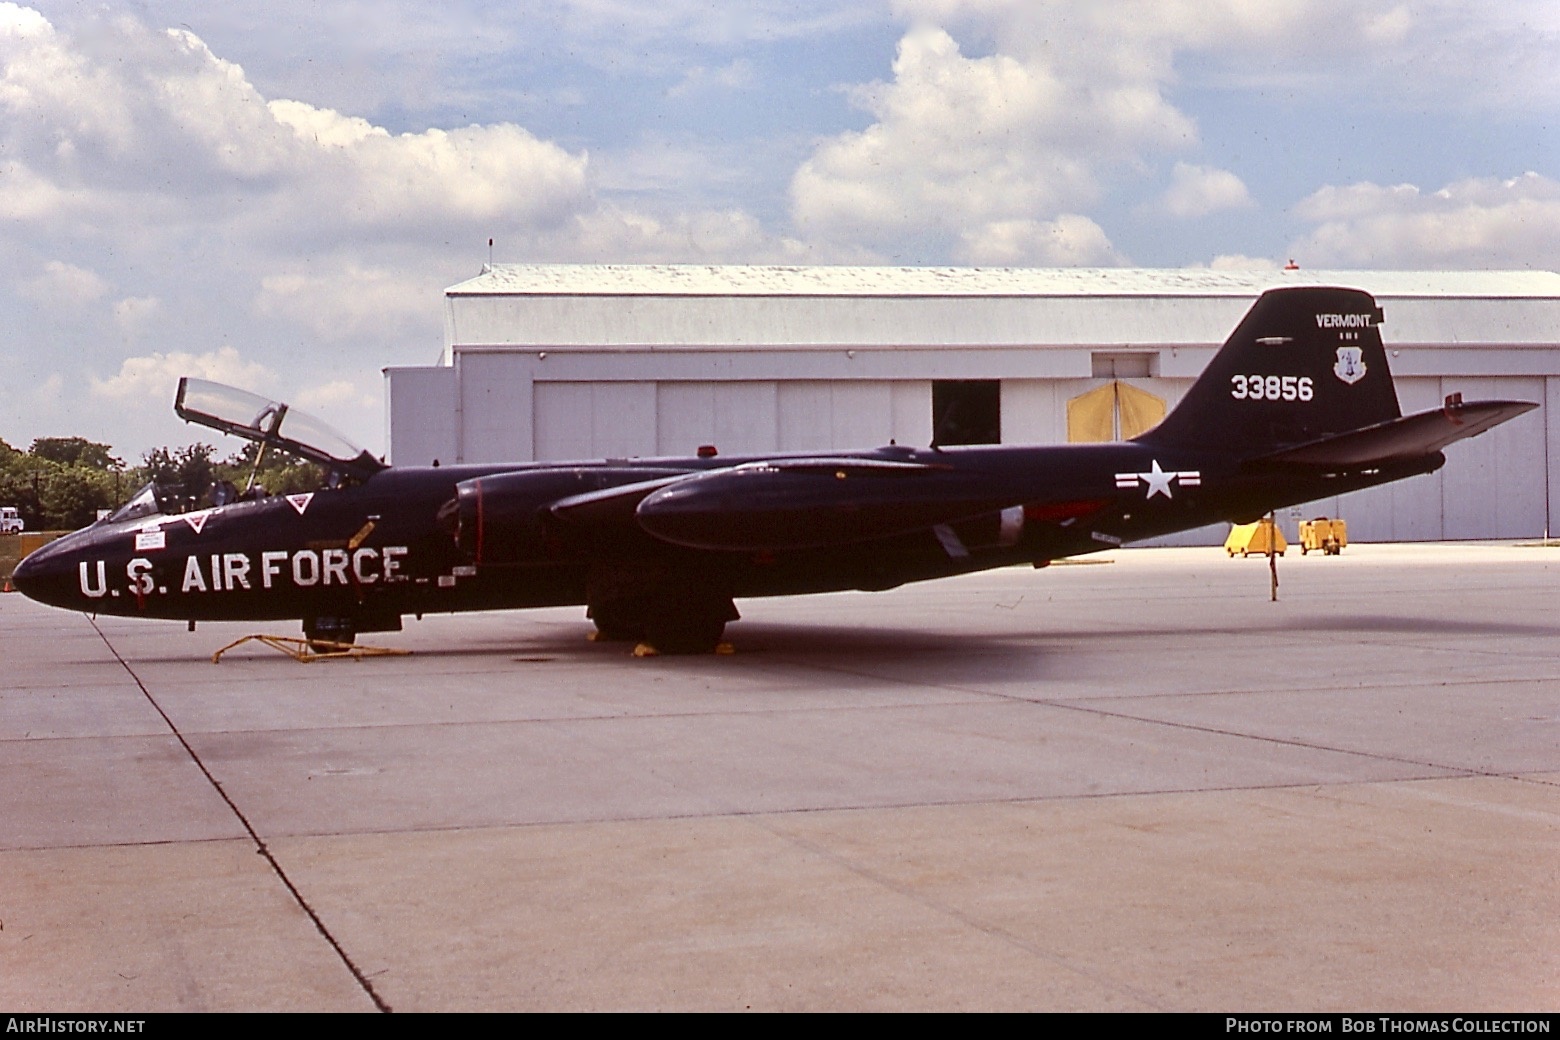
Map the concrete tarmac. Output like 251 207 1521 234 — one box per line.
1 543 1557 1012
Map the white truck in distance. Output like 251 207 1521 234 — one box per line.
1 507 23 535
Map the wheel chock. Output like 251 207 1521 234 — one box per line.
631 641 736 657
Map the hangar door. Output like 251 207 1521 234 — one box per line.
532 380 931 460
1066 382 1166 442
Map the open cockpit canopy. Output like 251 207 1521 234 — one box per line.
104 481 168 524
175 378 385 479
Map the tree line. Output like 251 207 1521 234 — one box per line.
0 436 322 531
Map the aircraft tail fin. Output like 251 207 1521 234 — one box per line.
1138 286 1401 455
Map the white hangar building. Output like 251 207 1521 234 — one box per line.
384 264 1560 544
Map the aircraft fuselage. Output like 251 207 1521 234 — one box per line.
11 285 1532 654
12 440 1438 626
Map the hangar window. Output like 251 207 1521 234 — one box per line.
932 380 1001 446
1091 352 1156 379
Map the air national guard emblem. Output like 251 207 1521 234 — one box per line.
1334 346 1366 385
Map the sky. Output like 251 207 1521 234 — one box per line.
1 0 1556 464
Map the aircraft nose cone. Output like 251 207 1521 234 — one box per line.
10 545 44 598
10 536 82 608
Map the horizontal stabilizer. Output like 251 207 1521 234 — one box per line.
1250 399 1536 468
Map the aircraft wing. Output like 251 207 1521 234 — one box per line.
629 457 1025 551
543 472 695 549
459 455 1040 559
1248 398 1537 468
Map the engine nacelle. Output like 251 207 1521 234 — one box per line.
448 467 691 565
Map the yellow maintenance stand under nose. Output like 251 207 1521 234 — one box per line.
1225 518 1287 557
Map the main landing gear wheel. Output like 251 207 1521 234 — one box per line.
587 600 648 643
586 567 738 655
303 616 357 654
641 612 728 655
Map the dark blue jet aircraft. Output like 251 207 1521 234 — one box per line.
12 286 1535 653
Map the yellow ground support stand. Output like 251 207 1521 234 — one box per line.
210 634 412 664
1224 518 1287 557
1299 517 1348 555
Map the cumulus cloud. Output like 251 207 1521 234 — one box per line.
667 58 757 98
254 264 443 342
90 346 276 401
791 24 1162 253
265 100 589 236
0 163 69 221
20 260 110 306
956 215 1122 266
1290 172 1560 268
292 377 378 419
1362 3 1414 46
3 15 599 231
1160 163 1254 219
554 0 881 59
788 3 1307 258
792 0 1552 261
560 204 799 264
36 372 63 408
0 5 800 456
112 296 162 337
1 16 288 222
3 1 1556 457
3 16 592 242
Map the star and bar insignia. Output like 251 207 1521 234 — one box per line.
1114 460 1201 500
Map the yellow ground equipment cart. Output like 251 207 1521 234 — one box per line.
1299 517 1348 555
1224 518 1287 557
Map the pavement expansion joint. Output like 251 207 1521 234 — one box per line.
88 617 395 1014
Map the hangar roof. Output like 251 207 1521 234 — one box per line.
448 264 1560 300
